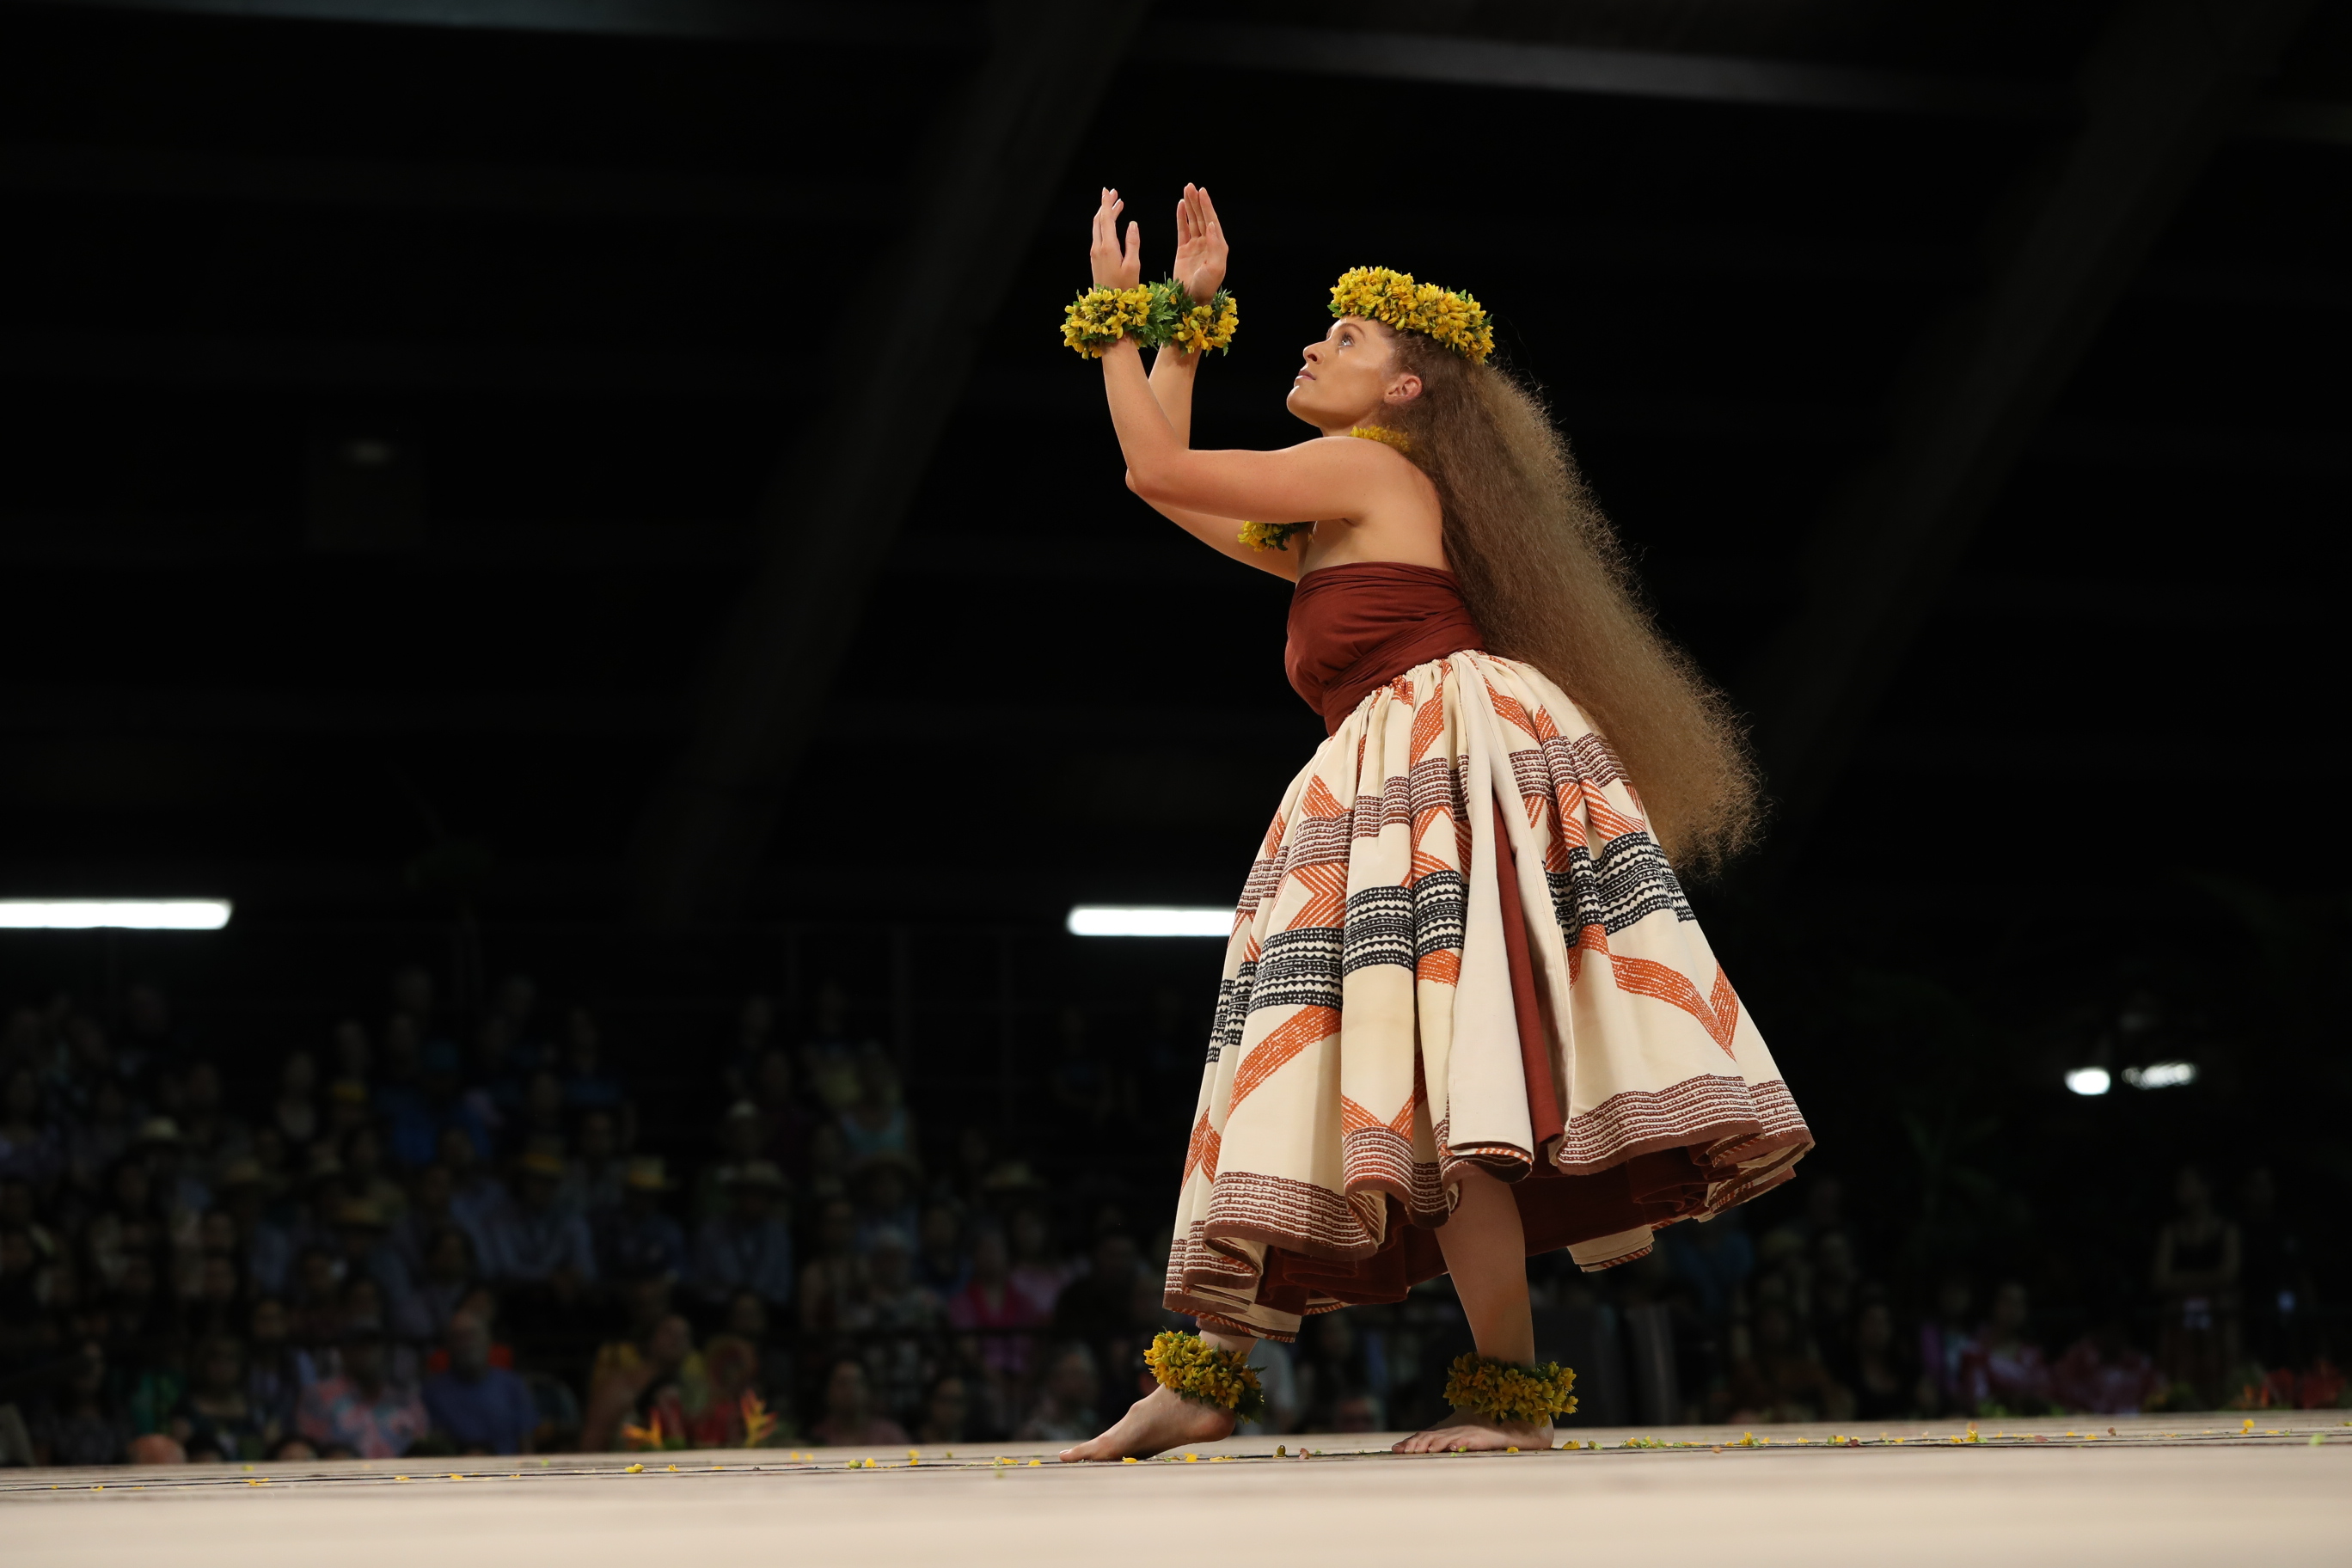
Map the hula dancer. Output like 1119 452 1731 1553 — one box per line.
1058 187 1810 1460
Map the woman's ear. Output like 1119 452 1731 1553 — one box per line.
1384 372 1424 406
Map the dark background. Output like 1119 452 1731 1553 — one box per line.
3 0 2347 1392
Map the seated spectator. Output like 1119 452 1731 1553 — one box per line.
1052 1231 1142 1348
797 1197 863 1335
1721 1303 1852 1424
914 1374 971 1446
838 1049 917 1169
0 1065 64 1191
2052 1321 2171 1415
127 1432 187 1465
389 1161 462 1277
1295 1311 1387 1432
438 1125 508 1236
1842 1293 1914 1421
409 1227 478 1340
473 1150 595 1297
29 1339 130 1467
750 1048 812 1181
1005 1207 1069 1319
169 1334 274 1461
710 1289 791 1418
335 1197 425 1339
596 1158 686 1283
341 1127 407 1225
808 1358 909 1449
1330 1391 1382 1433
915 1202 969 1297
323 1079 372 1145
1917 1273 1977 1417
244 1296 306 1431
690 1160 793 1308
1015 1344 1101 1444
851 1158 919 1253
949 1226 1047 1387
1958 1280 2053 1415
700 1333 761 1449
694 1100 767 1220
270 1049 320 1149
855 1228 940 1417
560 1009 623 1112
422 1312 536 1455
581 1312 710 1451
562 1110 626 1218
215 1159 293 1300
295 1322 427 1460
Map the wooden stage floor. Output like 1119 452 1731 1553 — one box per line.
9 1411 2349 1567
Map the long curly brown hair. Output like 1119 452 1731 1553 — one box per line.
1376 327 1764 873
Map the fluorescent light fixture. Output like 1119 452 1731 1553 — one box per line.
2122 1061 2197 1090
2064 1067 2111 1097
1066 905 1232 938
0 900 232 930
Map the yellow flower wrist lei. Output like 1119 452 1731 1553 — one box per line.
1145 1331 1268 1421
1062 279 1238 358
1441 1352 1578 1425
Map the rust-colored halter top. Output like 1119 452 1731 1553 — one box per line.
1283 561 1488 733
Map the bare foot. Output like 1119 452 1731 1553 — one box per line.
1059 1384 1236 1461
1393 1409 1554 1454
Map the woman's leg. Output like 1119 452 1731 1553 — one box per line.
1057 1326 1254 1462
1395 1167 1555 1453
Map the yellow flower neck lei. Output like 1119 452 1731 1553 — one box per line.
1144 1331 1268 1420
1063 279 1238 358
1237 428 1413 553
1329 266 1494 364
1442 1352 1578 1425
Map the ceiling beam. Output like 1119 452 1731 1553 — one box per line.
16 0 977 46
26 2 2349 144
1189 21 2346 143
1203 23 2065 119
624 0 1152 924
1740 0 2321 831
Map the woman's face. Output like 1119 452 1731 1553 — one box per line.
1287 316 1416 430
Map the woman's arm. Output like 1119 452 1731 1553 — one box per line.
1120 187 1278 569
1105 340 1398 526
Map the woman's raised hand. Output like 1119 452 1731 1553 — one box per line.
1090 187 1142 290
1171 183 1228 302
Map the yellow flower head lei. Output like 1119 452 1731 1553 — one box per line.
1237 428 1413 553
1063 279 1239 358
1145 1331 1268 1420
1329 266 1495 364
1441 1352 1577 1425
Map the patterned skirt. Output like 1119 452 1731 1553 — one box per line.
1164 650 1810 1340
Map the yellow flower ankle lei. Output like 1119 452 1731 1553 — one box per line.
1062 279 1238 358
1441 1352 1577 1425
1145 1331 1268 1420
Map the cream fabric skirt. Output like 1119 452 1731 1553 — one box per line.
1164 651 1810 1340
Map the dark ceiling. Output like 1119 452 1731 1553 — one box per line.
2 0 2345 934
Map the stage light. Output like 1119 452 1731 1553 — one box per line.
2064 1067 2111 1096
2122 1061 2197 1090
0 900 232 930
1066 905 1231 937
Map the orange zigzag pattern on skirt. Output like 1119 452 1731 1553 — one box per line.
1166 651 1811 1340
